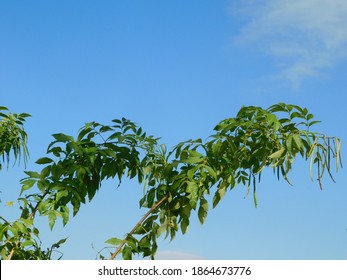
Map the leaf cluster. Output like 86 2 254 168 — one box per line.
97 104 342 259
0 216 66 259
0 106 30 171
0 104 342 260
0 106 64 259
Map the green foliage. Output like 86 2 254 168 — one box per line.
0 216 66 259
0 106 30 170
0 104 342 260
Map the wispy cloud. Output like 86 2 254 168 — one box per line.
233 0 347 87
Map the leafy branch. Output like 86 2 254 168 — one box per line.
109 193 170 260
1 103 342 260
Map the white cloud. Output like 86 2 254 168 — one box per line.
155 250 205 260
233 0 347 87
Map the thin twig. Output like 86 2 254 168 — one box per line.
0 216 9 223
7 190 49 259
109 193 170 260
7 240 20 260
28 191 49 220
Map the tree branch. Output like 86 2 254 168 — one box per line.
109 192 170 260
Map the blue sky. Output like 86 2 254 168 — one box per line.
1 0 346 260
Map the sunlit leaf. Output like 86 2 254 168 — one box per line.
105 237 123 246
269 147 285 159
20 179 36 194
180 218 189 234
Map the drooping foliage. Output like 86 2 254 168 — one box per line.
0 106 30 171
0 103 342 260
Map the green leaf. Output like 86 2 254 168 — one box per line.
41 165 51 178
13 221 27 234
19 217 33 227
187 165 199 180
126 235 138 251
198 198 208 224
253 180 258 208
18 112 31 118
138 236 150 248
105 237 123 246
290 111 302 119
112 118 122 124
134 225 147 235
186 181 199 209
309 144 317 180
52 238 68 249
122 245 132 260
181 156 203 164
20 179 36 194
203 165 217 181
77 126 92 141
157 220 168 237
56 190 69 203
292 134 303 150
269 147 285 159
136 127 143 136
145 188 156 208
212 183 227 208
52 133 74 142
99 125 112 133
306 113 314 120
268 103 285 113
60 206 69 226
286 135 293 154
180 218 189 234
24 171 41 178
8 226 18 237
48 211 57 230
71 196 81 216
179 202 191 219
20 240 35 248
35 157 54 164
308 120 321 127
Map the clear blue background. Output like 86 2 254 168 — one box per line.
1 0 346 259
